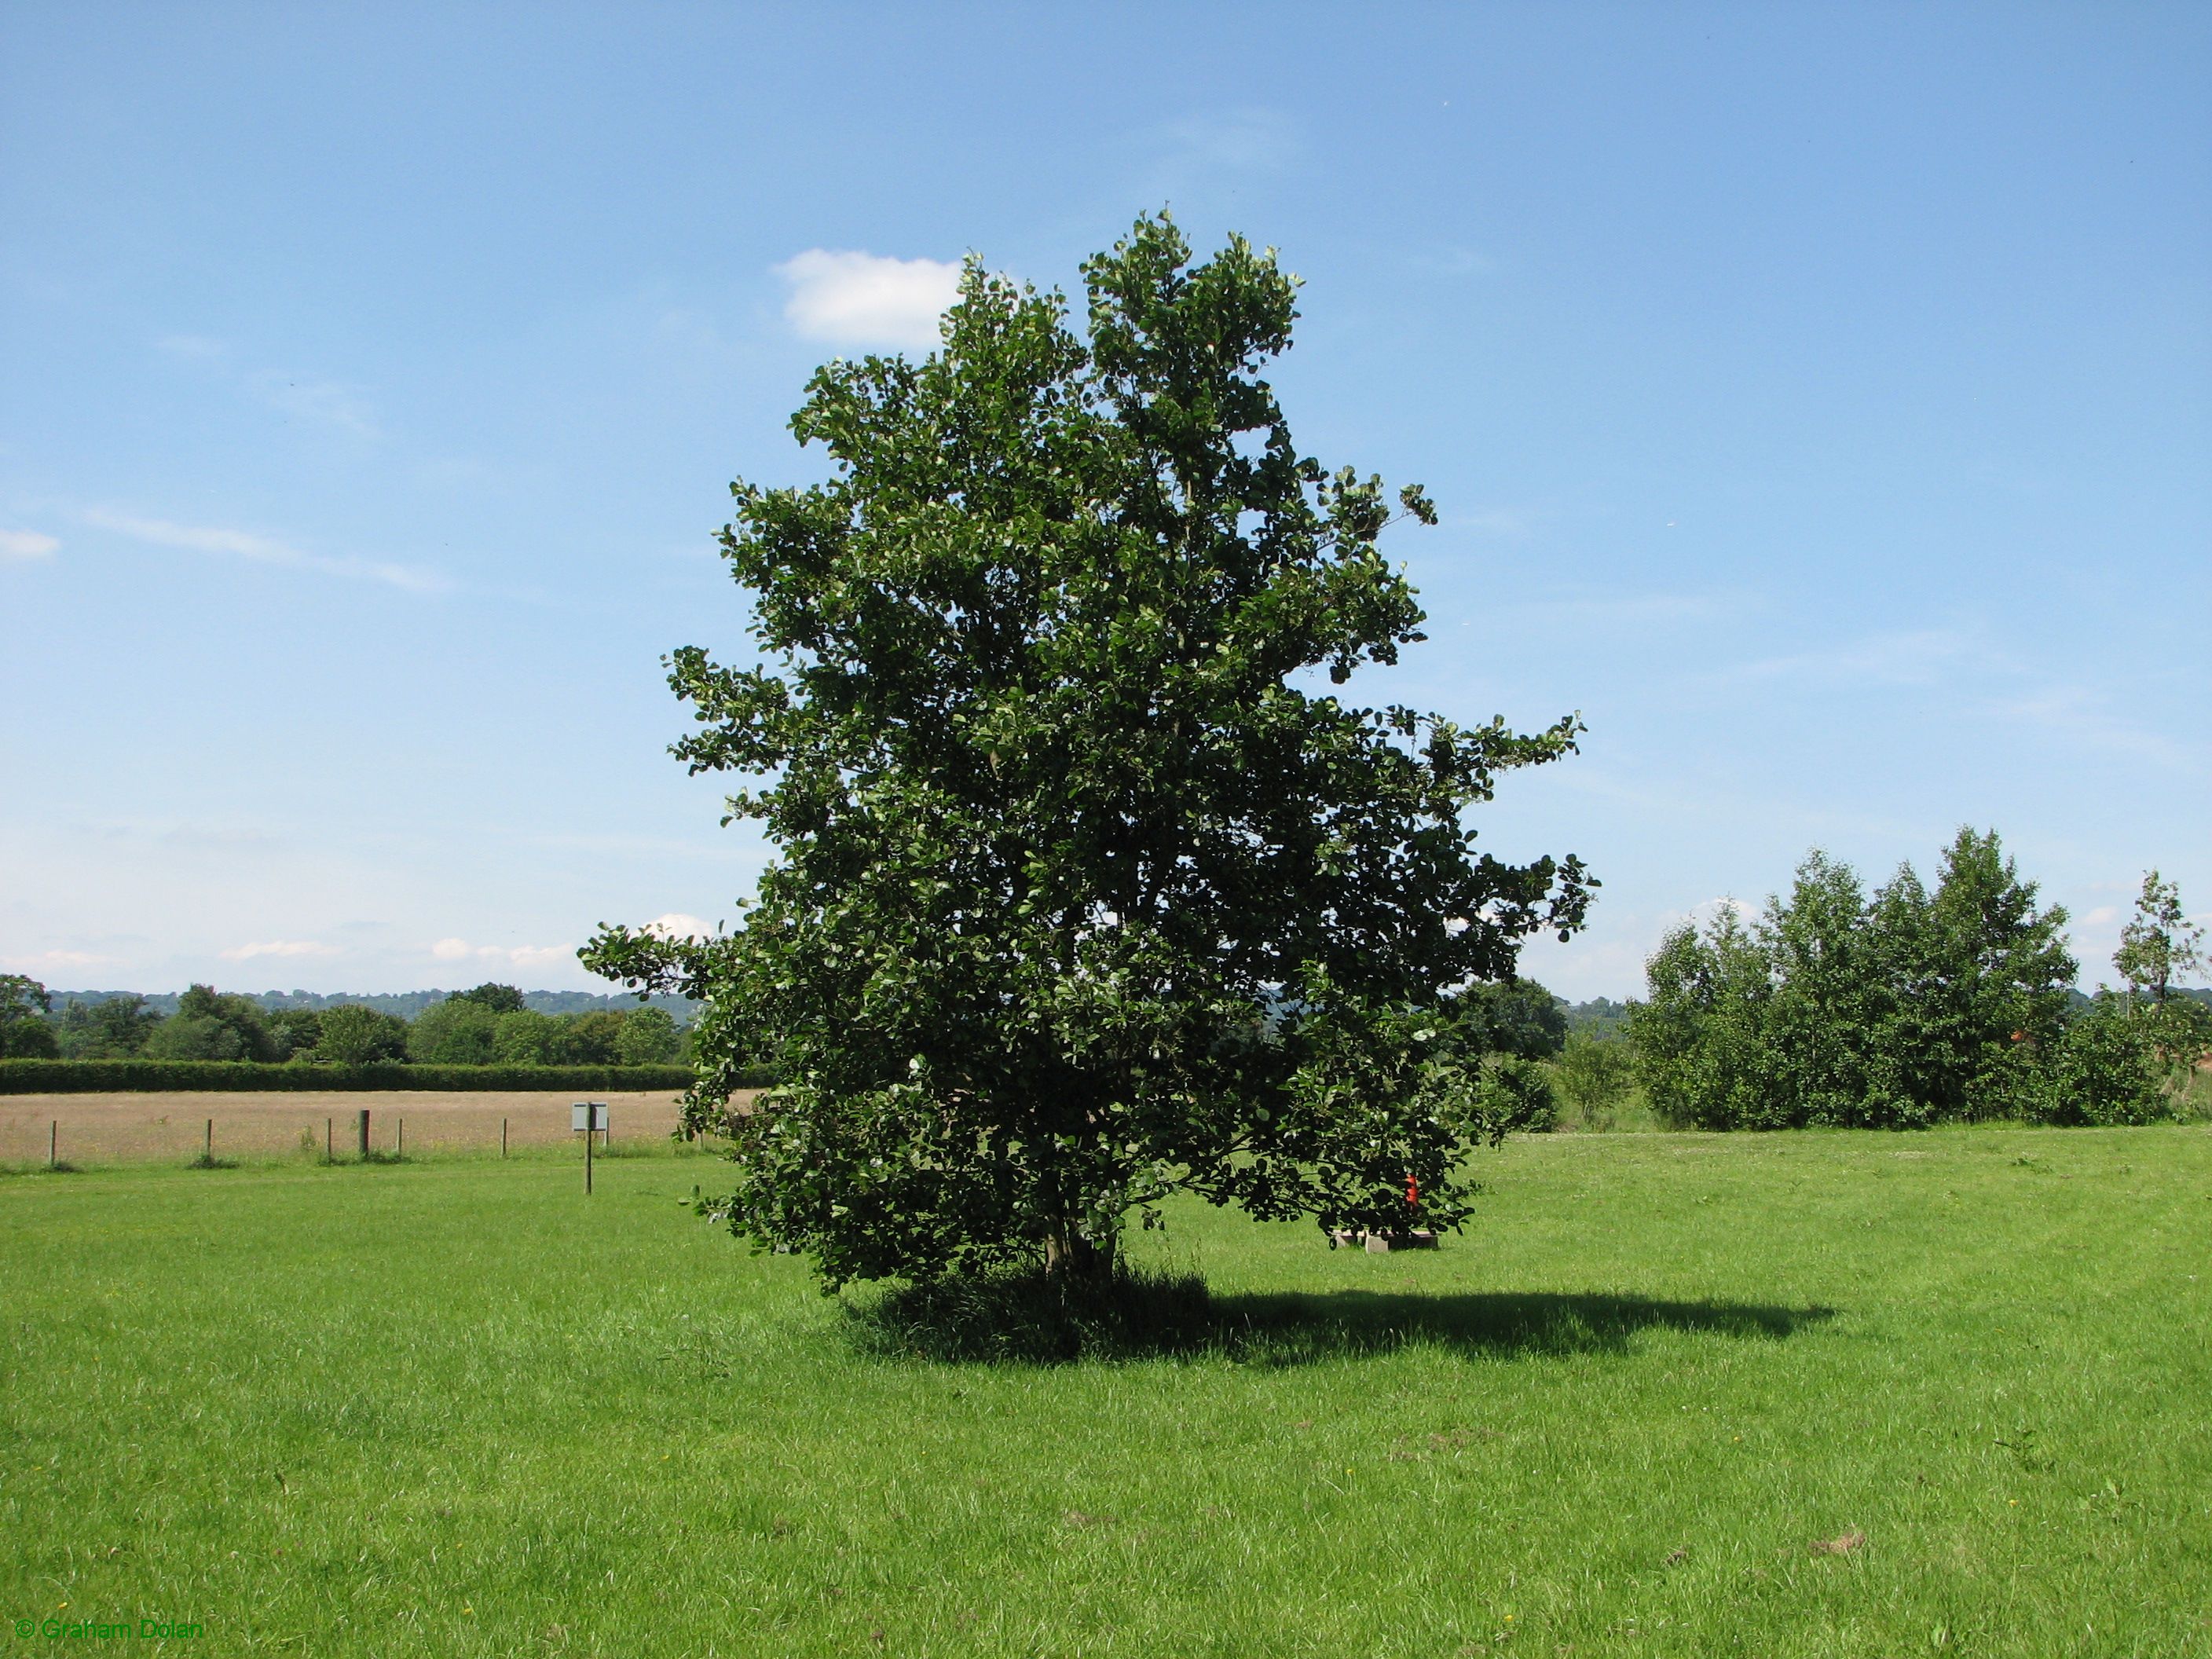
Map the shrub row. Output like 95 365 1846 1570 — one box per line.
0 1060 700 1094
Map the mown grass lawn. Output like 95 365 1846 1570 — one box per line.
3 1127 2208 1657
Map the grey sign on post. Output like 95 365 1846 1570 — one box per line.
573 1101 609 1196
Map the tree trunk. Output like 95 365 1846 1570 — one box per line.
1043 1224 1113 1280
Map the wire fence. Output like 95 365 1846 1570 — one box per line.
0 1090 720 1167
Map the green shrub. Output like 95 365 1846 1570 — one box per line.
2032 996 2165 1126
407 998 500 1064
309 1005 409 1066
1470 1054 1558 1134
1553 1034 1636 1125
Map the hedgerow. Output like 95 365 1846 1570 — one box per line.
0 1060 704 1094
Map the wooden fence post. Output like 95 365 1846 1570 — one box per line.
397 1117 404 1158
205 1119 213 1163
501 1117 508 1159
49 1120 57 1169
326 1117 333 1163
357 1108 370 1158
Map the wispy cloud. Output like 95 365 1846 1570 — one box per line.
1447 506 1540 539
83 507 448 595
158 334 381 438
1492 591 1727 630
1708 624 2198 771
156 335 227 361
251 372 381 438
1720 628 1994 689
431 938 576 969
643 912 715 940
1152 108 1298 174
1984 686 2193 767
1 948 112 972
219 939 339 961
0 529 58 560
775 250 963 350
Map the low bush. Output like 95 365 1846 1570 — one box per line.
2028 995 2166 1126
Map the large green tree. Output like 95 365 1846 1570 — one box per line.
587 215 1592 1287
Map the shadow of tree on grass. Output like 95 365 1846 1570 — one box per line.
848 1266 1835 1366
1210 1287 1836 1366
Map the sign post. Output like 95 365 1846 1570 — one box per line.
572 1102 609 1194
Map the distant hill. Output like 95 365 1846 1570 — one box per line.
46 988 702 1024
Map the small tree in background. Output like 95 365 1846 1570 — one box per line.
53 993 161 1060
2112 872 2211 1098
491 1009 566 1065
143 985 279 1063
452 982 527 1015
407 997 500 1064
1923 828 2077 1116
312 1005 409 1067
1632 903 1778 1129
2114 871 2204 1006
264 1007 324 1060
616 1005 682 1066
1439 977 1567 1062
0 975 59 1059
588 214 1593 1288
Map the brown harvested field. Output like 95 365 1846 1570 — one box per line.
0 1090 759 1165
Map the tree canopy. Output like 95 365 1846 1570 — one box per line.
587 214 1591 1287
1625 830 2175 1127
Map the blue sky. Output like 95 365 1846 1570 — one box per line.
2 2 2206 998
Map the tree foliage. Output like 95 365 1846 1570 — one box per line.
53 994 161 1060
1438 976 1568 1062
0 976 59 1059
142 984 280 1063
2113 870 2205 1005
587 214 1592 1287
1629 831 2081 1128
310 1005 410 1067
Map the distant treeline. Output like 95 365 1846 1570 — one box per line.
0 980 694 1071
42 986 700 1023
0 1060 703 1094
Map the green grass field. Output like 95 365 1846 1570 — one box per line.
4 1128 2209 1657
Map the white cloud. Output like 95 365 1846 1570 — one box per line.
775 249 962 350
219 939 339 961
430 938 576 969
643 912 714 940
1 949 112 972
0 529 58 560
83 507 448 595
